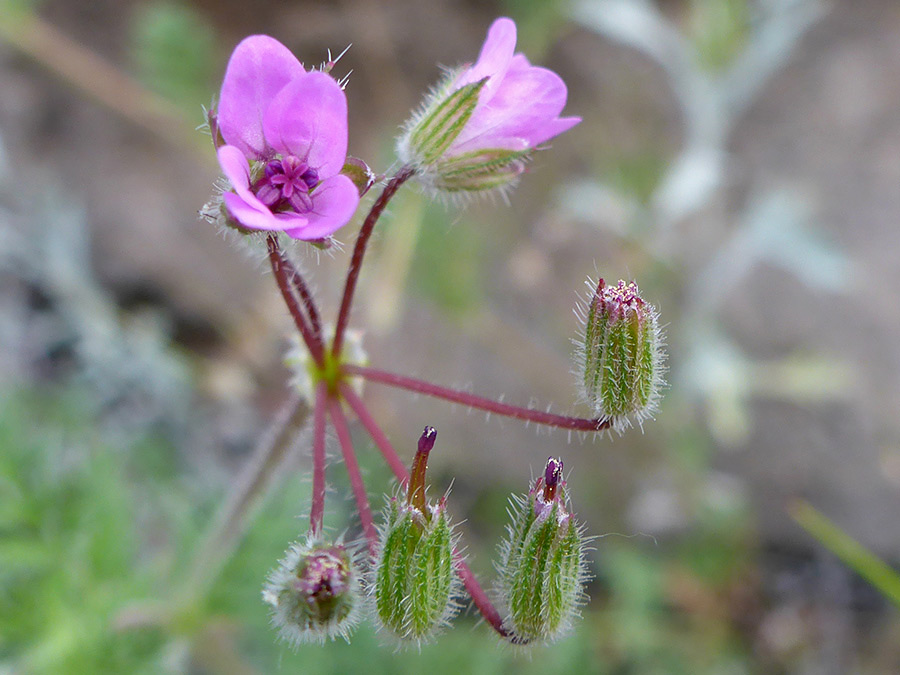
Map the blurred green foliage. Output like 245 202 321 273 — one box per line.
792 500 900 610
503 0 567 57
0 385 770 673
688 0 750 71
0 388 168 673
131 1 216 112
605 150 668 208
406 197 487 318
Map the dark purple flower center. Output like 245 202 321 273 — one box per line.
294 547 351 606
255 155 319 213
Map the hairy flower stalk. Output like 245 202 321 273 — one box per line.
191 15 656 652
398 17 580 197
263 535 363 644
374 427 460 643
575 278 665 432
497 457 588 643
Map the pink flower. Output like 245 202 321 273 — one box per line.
397 17 580 194
214 36 359 240
449 17 581 155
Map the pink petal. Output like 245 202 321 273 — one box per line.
532 116 582 145
263 71 349 178
223 192 289 231
452 59 579 152
218 144 285 231
454 17 517 99
217 145 269 214
218 35 306 159
282 174 359 240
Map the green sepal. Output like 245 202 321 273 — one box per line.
408 79 487 164
497 478 587 644
433 147 530 193
374 499 457 642
341 156 376 197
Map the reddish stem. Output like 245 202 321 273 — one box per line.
327 398 379 557
456 558 516 642
344 364 610 432
338 382 409 488
266 235 325 365
332 166 415 358
278 249 323 340
309 382 328 536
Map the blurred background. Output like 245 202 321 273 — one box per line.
2 0 899 672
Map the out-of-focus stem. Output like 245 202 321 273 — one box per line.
345 364 610 432
266 235 324 365
332 166 414 358
309 382 328 536
184 393 309 597
327 398 379 557
0 9 199 152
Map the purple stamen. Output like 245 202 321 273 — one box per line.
418 426 438 454
543 457 562 502
302 167 319 190
255 154 320 213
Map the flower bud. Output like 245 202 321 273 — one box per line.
262 536 363 644
396 18 579 199
373 427 460 643
497 457 588 643
575 278 665 433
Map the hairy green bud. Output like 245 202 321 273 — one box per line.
373 427 460 643
497 457 588 643
262 536 363 645
575 278 665 432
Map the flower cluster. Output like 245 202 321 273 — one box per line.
199 16 665 650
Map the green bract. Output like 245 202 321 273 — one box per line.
576 278 665 432
374 497 458 643
497 458 588 643
401 79 487 166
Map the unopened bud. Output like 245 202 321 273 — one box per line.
497 457 588 643
374 427 459 643
575 278 665 432
262 536 363 645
